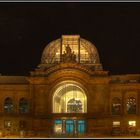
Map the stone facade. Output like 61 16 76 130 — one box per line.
0 35 140 138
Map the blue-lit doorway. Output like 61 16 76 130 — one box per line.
66 120 74 134
54 119 86 135
77 120 85 133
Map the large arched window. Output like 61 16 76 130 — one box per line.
112 97 121 115
4 97 13 113
53 81 87 113
19 98 28 113
127 97 136 114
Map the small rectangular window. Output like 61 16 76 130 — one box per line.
112 121 121 135
19 120 26 129
129 121 136 127
4 120 12 129
113 121 120 128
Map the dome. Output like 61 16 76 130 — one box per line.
40 35 102 70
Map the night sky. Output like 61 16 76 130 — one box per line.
0 2 140 76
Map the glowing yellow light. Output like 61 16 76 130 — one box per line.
113 121 120 126
129 121 136 127
53 81 87 113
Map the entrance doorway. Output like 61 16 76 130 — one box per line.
66 120 74 134
54 119 86 135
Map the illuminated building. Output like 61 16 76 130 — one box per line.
0 35 140 137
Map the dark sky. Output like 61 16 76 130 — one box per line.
0 2 140 76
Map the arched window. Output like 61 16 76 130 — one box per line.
4 97 13 113
112 97 121 115
127 97 136 114
19 98 28 113
53 81 87 113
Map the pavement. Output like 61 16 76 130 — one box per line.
1 134 140 138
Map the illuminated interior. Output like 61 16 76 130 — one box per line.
129 121 136 127
53 81 87 113
4 97 13 113
54 120 63 134
112 121 121 135
54 119 85 134
127 97 136 114
41 35 100 65
113 121 120 127
4 120 12 129
112 97 121 115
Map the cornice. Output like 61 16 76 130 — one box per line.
30 63 108 77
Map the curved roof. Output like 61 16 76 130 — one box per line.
41 36 101 65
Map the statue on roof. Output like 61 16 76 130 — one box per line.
61 44 76 63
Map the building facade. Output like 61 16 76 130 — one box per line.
0 35 140 137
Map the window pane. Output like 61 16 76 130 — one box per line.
54 120 62 133
4 98 13 113
112 121 121 135
127 97 136 114
77 120 85 133
129 121 136 127
112 97 121 115
4 120 12 129
19 98 28 113
55 120 62 124
66 120 74 133
113 121 120 127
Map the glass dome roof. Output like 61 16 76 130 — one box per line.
41 35 101 66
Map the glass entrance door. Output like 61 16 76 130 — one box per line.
66 120 74 134
54 120 63 134
77 120 85 133
54 119 86 135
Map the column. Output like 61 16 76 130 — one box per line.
62 120 65 134
74 120 77 135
